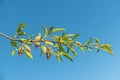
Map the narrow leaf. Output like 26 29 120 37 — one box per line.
48 26 54 34
24 50 33 59
10 41 18 47
101 44 113 54
80 47 85 53
52 28 65 32
42 25 48 37
75 41 82 46
66 34 75 37
70 48 78 57
86 37 92 45
45 41 54 46
16 22 26 36
53 52 62 62
62 52 73 62
17 32 26 36
94 38 100 43
12 50 16 56
72 34 80 40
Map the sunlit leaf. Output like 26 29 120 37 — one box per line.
70 48 78 57
53 52 62 62
94 38 100 43
75 41 82 46
101 44 113 54
12 50 16 56
62 52 73 62
72 34 80 40
86 37 92 45
24 44 31 52
16 22 26 36
102 44 112 48
87 47 91 51
17 32 26 36
66 34 76 37
24 50 33 59
42 25 48 37
52 28 65 32
45 41 54 46
80 47 85 53
53 35 60 40
48 26 54 34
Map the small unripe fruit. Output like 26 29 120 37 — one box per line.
41 46 47 53
18 48 24 56
46 53 51 60
24 45 31 52
46 47 53 60
47 46 53 53
34 33 41 47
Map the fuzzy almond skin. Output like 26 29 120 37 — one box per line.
46 47 52 60
34 33 41 47
47 47 53 53
46 52 51 60
24 45 31 52
35 42 40 47
18 48 24 56
41 46 47 53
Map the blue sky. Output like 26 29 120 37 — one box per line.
0 0 120 80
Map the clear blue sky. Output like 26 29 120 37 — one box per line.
0 0 120 80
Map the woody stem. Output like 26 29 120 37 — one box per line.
0 32 57 43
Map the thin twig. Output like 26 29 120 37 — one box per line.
0 32 14 40
0 32 57 43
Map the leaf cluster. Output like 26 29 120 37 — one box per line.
9 23 114 62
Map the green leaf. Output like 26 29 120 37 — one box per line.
52 28 65 32
10 41 18 47
101 44 113 54
18 22 25 28
66 34 75 37
62 52 73 62
45 41 54 46
12 50 16 56
16 22 26 36
102 44 112 48
53 35 60 40
94 38 100 43
17 32 26 36
42 25 48 37
24 50 33 59
20 38 32 45
72 34 80 40
48 26 54 34
87 47 91 51
70 48 78 57
86 37 92 45
80 47 85 53
75 41 82 46
53 52 62 62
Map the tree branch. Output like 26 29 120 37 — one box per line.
0 32 57 43
0 32 14 40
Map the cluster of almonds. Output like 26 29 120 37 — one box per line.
41 46 53 59
18 44 31 56
18 33 53 59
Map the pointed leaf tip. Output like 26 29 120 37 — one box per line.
52 28 65 32
12 50 16 56
24 50 33 59
42 25 48 37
